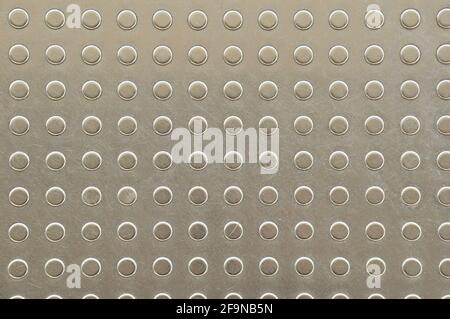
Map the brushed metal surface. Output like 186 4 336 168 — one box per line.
1 0 450 299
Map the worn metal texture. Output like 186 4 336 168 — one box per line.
1 0 450 299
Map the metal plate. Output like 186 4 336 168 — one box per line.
1 0 450 299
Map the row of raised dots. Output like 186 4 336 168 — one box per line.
8 8 450 31
9 115 450 137
7 256 450 280
8 221 450 244
8 185 450 207
8 79 450 101
9 149 450 173
9 44 450 66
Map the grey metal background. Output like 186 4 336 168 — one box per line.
1 0 449 299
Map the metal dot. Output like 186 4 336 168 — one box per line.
153 46 172 65
330 257 350 276
329 45 348 65
224 257 243 276
46 45 66 65
437 8 450 28
82 151 102 171
294 151 313 171
118 151 137 170
438 222 450 241
259 186 278 205
8 259 28 279
81 222 101 242
117 257 137 277
8 223 29 243
224 116 243 135
153 222 172 241
46 81 66 100
119 116 137 136
294 186 314 206
153 81 173 100
402 258 422 277
294 46 313 65
295 222 314 240
46 151 66 171
9 44 29 65
365 116 384 135
258 46 278 65
401 151 421 170
153 116 172 136
259 116 278 135
223 81 243 100
401 116 420 135
117 10 137 30
223 10 243 30
188 46 208 65
402 222 422 241
365 8 384 29
153 10 172 30
439 259 450 278
438 187 450 206
9 187 29 207
366 258 386 276
294 116 313 135
258 10 278 30
118 293 135 299
153 186 173 206
82 80 102 100
9 116 29 136
437 80 450 100
224 151 243 171
329 116 349 135
329 10 349 30
45 223 65 242
189 257 208 276
188 222 208 241
153 257 172 276
401 80 420 100
329 81 348 100
225 293 243 299
365 80 384 100
437 151 450 170
188 81 208 100
294 10 313 30
188 186 208 205
400 45 421 65
260 293 278 299
188 10 208 30
223 46 243 66
437 44 450 64
330 222 349 241
81 258 101 277
82 116 102 136
401 9 421 29
82 10 102 30
46 187 66 207
329 151 349 170
117 186 137 206
365 186 385 205
9 80 30 100
295 257 314 276
45 258 65 278
224 186 243 205
9 151 29 171
9 8 29 29
259 257 279 276
117 46 137 65
401 186 421 206
46 116 66 136
81 186 102 207
153 151 173 170
117 222 137 241
294 81 313 100
297 293 314 299
330 186 349 206
82 45 102 65
259 81 278 100
365 222 385 241
365 151 384 170
364 45 384 65
259 222 278 240
45 9 65 29
224 221 243 240
188 116 208 135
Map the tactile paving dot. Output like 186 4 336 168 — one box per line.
2 0 450 300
